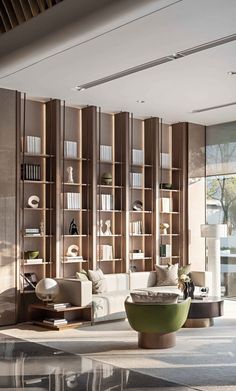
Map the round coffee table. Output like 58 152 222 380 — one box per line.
184 297 224 327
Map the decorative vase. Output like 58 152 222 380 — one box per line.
183 281 195 299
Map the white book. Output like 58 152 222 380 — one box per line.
160 197 172 212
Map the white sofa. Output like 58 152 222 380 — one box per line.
56 270 212 323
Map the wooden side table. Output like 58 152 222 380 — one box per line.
29 303 92 330
184 297 224 327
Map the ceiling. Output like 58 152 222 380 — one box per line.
0 0 236 125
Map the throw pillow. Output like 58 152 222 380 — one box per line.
75 269 89 281
87 268 107 294
155 264 178 286
131 291 179 304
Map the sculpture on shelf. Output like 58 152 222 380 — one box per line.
67 166 74 184
69 219 79 235
160 222 169 235
104 219 112 236
28 195 40 209
97 219 104 236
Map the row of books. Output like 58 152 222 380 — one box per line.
160 244 172 257
132 149 144 165
21 163 41 181
130 172 143 188
64 141 78 158
65 192 81 209
160 153 171 169
24 136 41 154
130 221 142 235
97 194 113 210
100 145 112 161
97 244 113 260
160 197 173 213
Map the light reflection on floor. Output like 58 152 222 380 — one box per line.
0 333 192 390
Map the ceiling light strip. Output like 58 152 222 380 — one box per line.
77 33 236 90
192 101 236 113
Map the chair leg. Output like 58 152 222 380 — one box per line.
138 332 176 349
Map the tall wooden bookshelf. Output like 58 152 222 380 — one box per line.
18 100 188 280
20 98 55 293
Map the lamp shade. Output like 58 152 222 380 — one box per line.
201 224 228 239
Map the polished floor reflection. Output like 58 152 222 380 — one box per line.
0 333 193 390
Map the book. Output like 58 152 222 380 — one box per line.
46 303 71 309
43 318 68 324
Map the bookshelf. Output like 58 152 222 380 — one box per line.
60 105 89 277
20 98 54 292
96 110 124 274
159 123 182 265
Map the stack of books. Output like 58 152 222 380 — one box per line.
21 163 41 181
98 194 113 210
25 228 41 236
130 172 143 187
63 256 83 262
65 192 81 209
43 318 68 326
25 136 41 154
24 258 43 264
64 141 78 158
130 221 142 235
46 302 71 309
97 245 113 260
100 145 112 161
130 251 144 259
132 149 144 165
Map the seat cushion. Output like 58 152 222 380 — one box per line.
130 291 179 304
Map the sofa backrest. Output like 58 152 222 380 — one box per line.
129 271 156 290
104 273 129 292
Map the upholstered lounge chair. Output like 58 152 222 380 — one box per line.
125 296 191 349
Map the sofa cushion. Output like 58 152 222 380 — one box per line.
92 290 129 322
75 269 89 281
88 268 107 294
155 264 178 286
130 291 179 304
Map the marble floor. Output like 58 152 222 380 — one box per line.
0 300 235 390
0 334 192 390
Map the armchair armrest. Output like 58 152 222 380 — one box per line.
190 271 212 296
55 278 92 307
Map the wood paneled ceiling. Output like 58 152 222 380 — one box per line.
0 0 64 34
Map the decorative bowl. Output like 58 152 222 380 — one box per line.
101 172 112 185
24 250 39 259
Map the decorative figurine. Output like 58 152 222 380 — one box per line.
67 166 74 184
160 222 169 235
98 219 104 236
101 172 112 185
69 219 79 235
104 219 112 235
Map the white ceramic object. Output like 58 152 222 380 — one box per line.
28 195 40 209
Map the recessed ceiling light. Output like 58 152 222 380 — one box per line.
75 86 85 91
136 100 145 104
227 71 236 75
